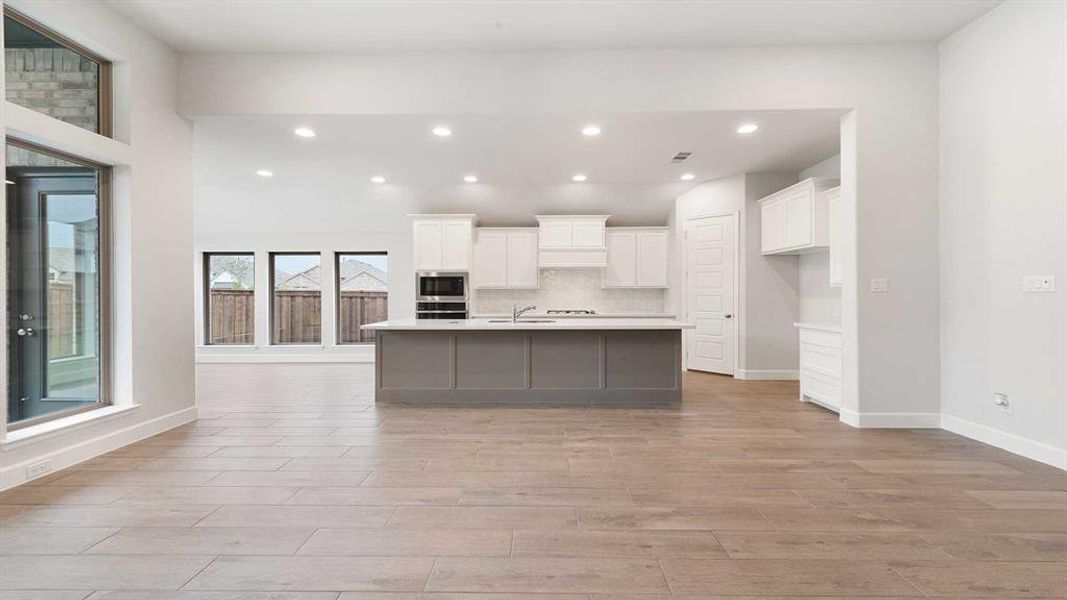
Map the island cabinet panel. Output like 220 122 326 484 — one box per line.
529 331 601 389
377 331 452 389
604 330 678 389
374 328 682 404
455 332 527 389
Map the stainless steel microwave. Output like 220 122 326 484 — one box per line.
416 272 467 301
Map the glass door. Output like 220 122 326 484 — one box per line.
6 141 107 427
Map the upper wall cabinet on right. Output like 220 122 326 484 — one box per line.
759 177 839 255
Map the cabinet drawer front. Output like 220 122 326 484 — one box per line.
801 369 842 409
800 343 842 379
798 328 842 349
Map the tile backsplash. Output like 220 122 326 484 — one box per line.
473 269 668 314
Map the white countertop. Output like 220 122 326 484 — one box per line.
363 318 694 331
794 322 843 333
470 312 677 319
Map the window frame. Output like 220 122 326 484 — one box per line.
268 251 322 346
5 137 112 431
203 251 255 347
4 7 113 138
335 251 388 346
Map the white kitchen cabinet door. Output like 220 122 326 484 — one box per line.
759 178 837 255
636 231 670 287
784 189 814 248
760 200 787 254
506 231 539 288
441 220 472 270
413 221 443 270
473 231 508 288
538 221 573 248
604 231 637 287
571 220 606 247
826 187 843 287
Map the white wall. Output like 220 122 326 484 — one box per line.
1 0 194 488
939 1 1067 467
798 154 842 325
180 45 941 423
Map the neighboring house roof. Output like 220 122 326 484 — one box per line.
276 259 387 292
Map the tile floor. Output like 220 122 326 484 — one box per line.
1 363 1064 599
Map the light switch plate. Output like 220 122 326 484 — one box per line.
869 278 888 293
1023 275 1056 293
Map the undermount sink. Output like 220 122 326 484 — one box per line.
488 319 556 323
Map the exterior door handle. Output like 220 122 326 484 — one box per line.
16 327 34 337
724 314 733 319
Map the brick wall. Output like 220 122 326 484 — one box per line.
5 47 98 132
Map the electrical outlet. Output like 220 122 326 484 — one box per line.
1023 275 1056 292
25 460 52 480
869 278 888 293
993 392 1012 414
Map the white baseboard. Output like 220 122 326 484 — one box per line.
941 414 1067 471
0 405 197 491
734 369 799 381
838 408 941 428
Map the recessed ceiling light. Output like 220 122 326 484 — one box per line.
370 175 387 184
255 169 274 177
463 175 478 183
572 174 588 182
680 173 696 181
736 123 759 134
293 127 316 138
432 126 452 137
581 125 601 136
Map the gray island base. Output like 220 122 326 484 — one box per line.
367 323 686 405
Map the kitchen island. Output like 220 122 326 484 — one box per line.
362 318 693 405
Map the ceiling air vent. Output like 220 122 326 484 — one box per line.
671 152 692 163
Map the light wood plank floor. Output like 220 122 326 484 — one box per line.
1 363 1064 599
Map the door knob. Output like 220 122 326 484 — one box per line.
16 327 34 337
724 314 733 319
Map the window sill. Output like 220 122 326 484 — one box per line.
2 404 141 450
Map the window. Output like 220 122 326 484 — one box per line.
6 138 109 427
4 9 112 137
336 252 388 344
271 253 321 344
204 253 254 345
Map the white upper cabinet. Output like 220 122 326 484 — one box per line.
410 215 475 271
536 215 609 268
826 186 843 287
472 228 539 289
604 230 637 287
603 228 669 288
759 178 838 255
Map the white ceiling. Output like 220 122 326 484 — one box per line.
110 0 998 53
194 110 841 225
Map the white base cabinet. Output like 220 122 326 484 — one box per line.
760 178 839 255
604 228 670 288
472 228 539 289
796 324 842 412
411 215 475 271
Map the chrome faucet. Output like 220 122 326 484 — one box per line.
512 304 536 323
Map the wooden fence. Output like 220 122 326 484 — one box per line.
49 282 76 357
208 289 387 344
208 289 255 344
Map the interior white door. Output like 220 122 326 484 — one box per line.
686 214 736 375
